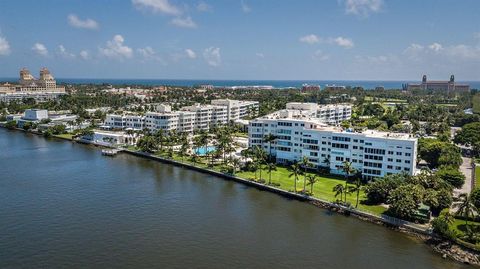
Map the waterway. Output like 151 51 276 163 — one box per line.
0 129 473 269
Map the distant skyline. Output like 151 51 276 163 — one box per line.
0 0 479 80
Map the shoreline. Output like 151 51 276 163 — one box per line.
1 126 479 266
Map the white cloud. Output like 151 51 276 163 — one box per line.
404 42 480 63
299 35 354 48
342 0 383 17
197 1 212 12
203 47 221 66
79 50 90 60
428 42 443 52
99 35 133 60
256 52 265 58
312 50 329 61
185 49 197 59
331 36 354 48
57 45 76 59
299 34 320 44
132 0 181 15
474 32 480 41
241 0 251 13
0 35 11 56
170 16 197 28
137 46 164 63
32 43 48 57
67 14 99 30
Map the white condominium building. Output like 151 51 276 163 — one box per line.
105 114 146 130
181 104 228 131
248 112 417 179
104 99 255 133
285 102 352 125
210 99 259 121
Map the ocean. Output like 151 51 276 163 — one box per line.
1 78 480 90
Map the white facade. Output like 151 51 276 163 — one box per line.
23 109 48 121
285 102 352 125
181 104 228 131
105 114 145 130
210 99 259 121
104 99 256 133
249 115 417 179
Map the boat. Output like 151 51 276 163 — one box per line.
102 149 119 156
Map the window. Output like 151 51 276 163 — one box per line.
387 165 393 169
364 148 386 155
405 160 411 164
353 146 358 149
396 152 402 156
405 153 411 157
388 151 394 155
387 158 393 162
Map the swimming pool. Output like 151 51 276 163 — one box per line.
194 146 216 155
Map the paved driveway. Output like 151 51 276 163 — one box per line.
454 156 473 196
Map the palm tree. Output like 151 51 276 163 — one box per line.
289 162 302 193
266 162 277 185
254 146 267 181
190 152 199 165
333 184 345 202
306 174 319 194
349 176 362 208
154 129 166 152
263 133 277 161
341 161 356 202
228 157 241 175
322 156 330 171
301 156 311 192
179 136 190 162
453 193 479 225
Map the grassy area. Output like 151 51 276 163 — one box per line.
476 166 480 183
233 132 248 138
473 93 480 114
54 133 74 140
236 166 387 216
450 218 480 235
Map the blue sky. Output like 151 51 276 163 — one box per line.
0 0 479 80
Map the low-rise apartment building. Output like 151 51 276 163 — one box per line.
210 99 259 121
103 99 256 133
104 114 146 130
248 111 417 179
284 102 352 125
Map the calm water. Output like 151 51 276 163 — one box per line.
2 77 480 89
0 129 473 269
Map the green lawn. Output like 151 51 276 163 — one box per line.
236 166 387 215
476 166 480 184
473 93 480 114
54 133 74 140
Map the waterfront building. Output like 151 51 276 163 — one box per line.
210 99 259 121
324 85 346 91
181 104 228 130
23 109 48 121
285 102 352 125
248 111 417 179
104 114 146 130
404 75 470 93
104 99 257 133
